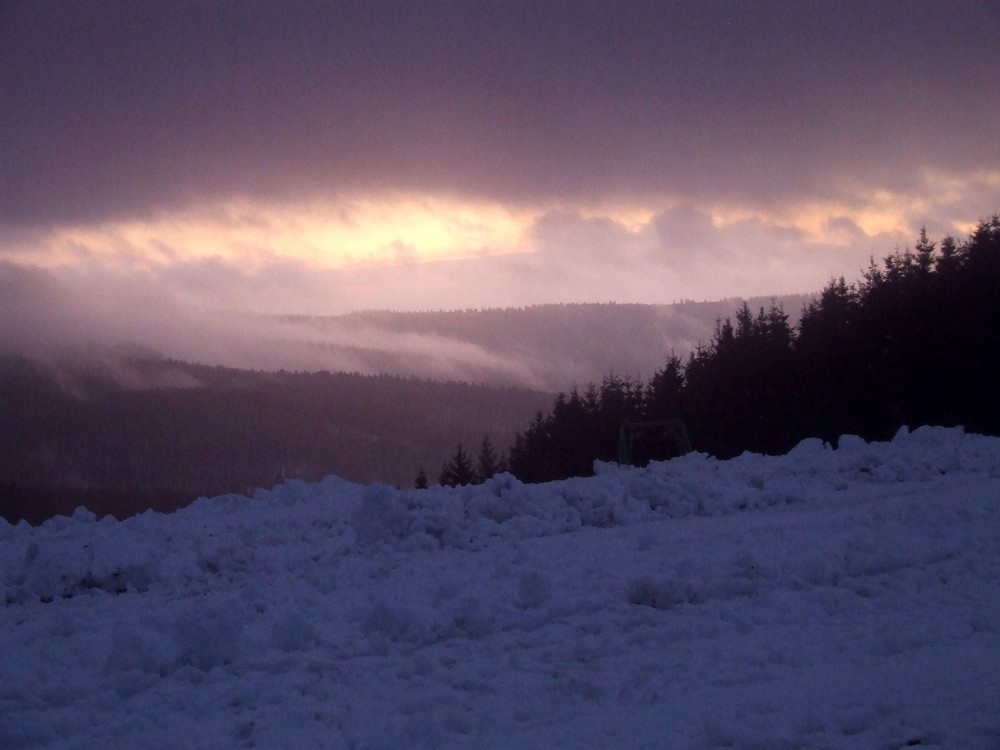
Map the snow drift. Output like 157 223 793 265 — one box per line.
2 426 999 749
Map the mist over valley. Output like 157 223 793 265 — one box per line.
0 297 809 523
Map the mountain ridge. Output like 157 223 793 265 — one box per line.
275 295 812 391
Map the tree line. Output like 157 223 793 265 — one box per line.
432 216 1000 485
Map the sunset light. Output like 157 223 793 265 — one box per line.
3 1 996 321
2 4 999 744
14 195 535 273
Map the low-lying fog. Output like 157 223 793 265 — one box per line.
0 261 807 392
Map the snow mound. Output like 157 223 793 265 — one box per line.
2 425 999 749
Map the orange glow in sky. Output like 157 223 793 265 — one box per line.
16 195 540 271
1 166 992 316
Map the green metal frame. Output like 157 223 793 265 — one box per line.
618 419 693 465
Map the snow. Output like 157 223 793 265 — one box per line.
2 425 999 749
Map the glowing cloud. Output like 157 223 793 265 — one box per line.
4 194 539 273
0 166 994 322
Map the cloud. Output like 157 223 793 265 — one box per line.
2 2 997 394
650 206 718 257
0 189 955 328
0 259 553 388
524 210 644 263
0 191 986 393
2 2 998 230
645 207 896 296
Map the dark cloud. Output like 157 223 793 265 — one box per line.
2 1 998 227
526 211 639 263
652 206 716 254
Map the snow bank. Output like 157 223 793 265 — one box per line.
2 425 999 749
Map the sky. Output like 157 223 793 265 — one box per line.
2 1 999 364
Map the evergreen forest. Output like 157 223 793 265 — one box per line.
0 363 549 523
436 217 1000 485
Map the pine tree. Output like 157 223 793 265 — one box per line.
475 435 498 483
936 235 958 275
439 443 475 487
414 468 428 490
915 226 935 273
646 354 684 420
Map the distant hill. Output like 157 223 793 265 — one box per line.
278 296 811 391
0 295 812 523
0 356 551 523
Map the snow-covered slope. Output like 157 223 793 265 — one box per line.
3 426 999 749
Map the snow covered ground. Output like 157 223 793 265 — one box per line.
2 425 999 749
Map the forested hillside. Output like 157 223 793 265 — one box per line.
0 360 550 523
0 298 803 524
454 218 1000 484
11 215 996 518
278 296 810 391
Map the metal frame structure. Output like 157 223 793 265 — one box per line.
618 419 693 465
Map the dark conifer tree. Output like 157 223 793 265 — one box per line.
796 277 866 441
915 227 935 273
475 435 498 483
439 443 476 487
646 353 685 421
936 235 959 275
